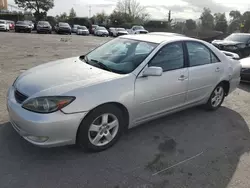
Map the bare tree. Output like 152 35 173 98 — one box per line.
115 0 148 21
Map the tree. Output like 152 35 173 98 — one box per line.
115 0 148 24
69 7 76 19
56 12 68 22
200 8 214 30
214 13 228 33
109 11 126 26
229 10 241 20
95 11 108 25
242 11 250 32
14 0 54 21
185 19 196 30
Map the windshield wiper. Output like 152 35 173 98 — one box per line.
90 59 113 72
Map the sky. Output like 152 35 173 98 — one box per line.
7 0 250 20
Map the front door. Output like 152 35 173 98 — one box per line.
134 42 188 122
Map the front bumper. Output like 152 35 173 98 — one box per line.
7 86 87 147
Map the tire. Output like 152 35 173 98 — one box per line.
204 83 225 111
76 104 125 152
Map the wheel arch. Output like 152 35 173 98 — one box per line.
219 80 230 96
76 102 130 140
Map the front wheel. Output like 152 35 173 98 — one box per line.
205 84 225 111
77 105 125 152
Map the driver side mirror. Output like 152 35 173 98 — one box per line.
142 66 163 77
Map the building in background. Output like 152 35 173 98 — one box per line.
0 0 8 10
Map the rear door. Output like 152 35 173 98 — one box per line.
185 41 223 104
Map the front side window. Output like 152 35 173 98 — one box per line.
83 38 157 74
149 42 184 72
186 42 220 66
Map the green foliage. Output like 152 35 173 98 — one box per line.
214 13 228 33
200 8 214 30
185 19 196 30
69 8 76 19
14 0 54 21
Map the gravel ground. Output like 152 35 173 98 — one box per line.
0 32 250 188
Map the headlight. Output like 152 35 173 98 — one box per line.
22 96 75 113
237 44 246 49
225 45 238 50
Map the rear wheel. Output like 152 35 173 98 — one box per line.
205 84 225 111
77 105 125 152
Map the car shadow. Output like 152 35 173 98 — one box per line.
238 82 250 92
0 106 249 188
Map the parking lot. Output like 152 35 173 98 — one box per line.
0 32 250 188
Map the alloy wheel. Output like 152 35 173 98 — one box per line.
211 86 224 107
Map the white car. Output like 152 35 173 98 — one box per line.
113 28 128 37
0 19 10 31
7 34 241 151
94 26 109 37
77 26 89 35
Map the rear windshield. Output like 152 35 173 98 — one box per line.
225 34 250 43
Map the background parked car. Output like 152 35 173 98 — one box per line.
55 22 71 35
212 33 250 58
90 24 98 34
114 28 128 37
94 26 109 37
6 20 15 30
37 21 52 34
0 19 10 32
240 56 250 82
128 25 148 34
109 27 116 36
72 25 80 33
24 20 34 30
76 26 89 35
15 21 32 33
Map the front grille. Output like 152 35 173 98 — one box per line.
14 90 28 104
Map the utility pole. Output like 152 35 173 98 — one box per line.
89 5 91 18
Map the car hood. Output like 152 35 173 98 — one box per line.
240 57 250 68
212 40 242 46
98 30 108 32
15 57 121 97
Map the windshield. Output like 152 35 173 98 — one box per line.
38 21 49 25
97 27 106 30
83 38 157 74
225 34 250 43
59 23 69 27
78 26 87 29
117 28 125 31
133 26 144 30
16 21 26 24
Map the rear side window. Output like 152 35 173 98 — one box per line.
186 42 220 67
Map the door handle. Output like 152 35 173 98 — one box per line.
215 67 220 72
178 75 187 81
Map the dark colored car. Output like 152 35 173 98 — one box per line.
90 24 98 34
37 21 52 34
55 22 71 34
212 33 250 58
15 21 32 33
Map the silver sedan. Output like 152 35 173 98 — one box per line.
7 34 241 151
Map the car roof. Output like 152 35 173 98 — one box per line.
149 32 185 37
120 34 196 44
